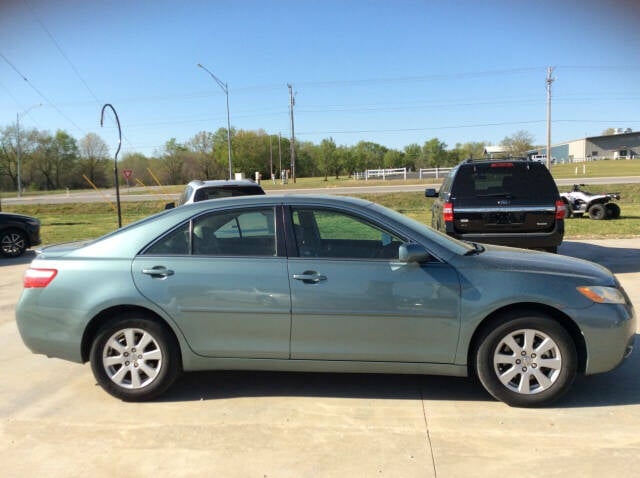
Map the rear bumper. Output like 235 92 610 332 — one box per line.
445 222 564 249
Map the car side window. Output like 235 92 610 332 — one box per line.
193 208 276 256
146 222 191 255
291 208 403 259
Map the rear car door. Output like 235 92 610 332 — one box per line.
132 206 291 359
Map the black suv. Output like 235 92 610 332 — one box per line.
425 159 564 252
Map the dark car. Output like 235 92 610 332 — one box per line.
426 158 564 253
0 212 41 258
165 179 266 209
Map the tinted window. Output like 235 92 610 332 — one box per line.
146 223 191 255
453 163 557 200
194 186 264 202
291 208 403 259
193 208 275 256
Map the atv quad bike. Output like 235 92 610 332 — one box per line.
560 184 621 220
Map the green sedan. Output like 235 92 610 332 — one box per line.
16 195 636 407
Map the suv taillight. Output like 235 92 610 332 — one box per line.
24 268 58 288
555 200 565 220
443 202 454 222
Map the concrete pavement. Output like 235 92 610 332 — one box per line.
0 239 638 477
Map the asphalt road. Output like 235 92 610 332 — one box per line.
2 175 640 205
0 239 638 477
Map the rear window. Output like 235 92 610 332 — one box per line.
194 186 265 201
453 163 558 200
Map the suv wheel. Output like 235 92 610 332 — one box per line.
588 203 606 220
475 313 577 407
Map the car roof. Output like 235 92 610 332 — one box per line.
187 179 263 188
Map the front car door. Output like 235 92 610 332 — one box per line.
132 206 291 359
287 206 461 364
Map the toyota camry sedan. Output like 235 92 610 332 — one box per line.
16 195 636 407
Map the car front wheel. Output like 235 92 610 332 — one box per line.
90 315 181 401
475 314 577 407
0 228 27 257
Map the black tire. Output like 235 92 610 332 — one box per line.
605 203 621 219
545 246 557 254
0 228 27 257
475 313 577 407
562 200 572 219
90 313 182 401
588 203 606 220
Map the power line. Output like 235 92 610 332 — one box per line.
23 0 136 149
0 51 85 135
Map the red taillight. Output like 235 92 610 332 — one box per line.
24 268 58 288
555 200 566 220
443 202 454 222
490 162 514 168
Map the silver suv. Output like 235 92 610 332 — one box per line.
166 180 265 208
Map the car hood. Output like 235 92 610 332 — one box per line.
462 244 616 285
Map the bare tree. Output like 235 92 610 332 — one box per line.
78 133 109 186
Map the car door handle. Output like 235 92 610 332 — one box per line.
292 271 327 284
142 266 174 278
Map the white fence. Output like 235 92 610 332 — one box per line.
418 167 452 179
355 167 408 180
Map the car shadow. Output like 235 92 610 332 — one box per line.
0 250 36 267
162 370 490 404
559 241 640 274
160 336 638 408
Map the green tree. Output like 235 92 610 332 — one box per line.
189 130 224 179
161 138 188 185
421 138 448 167
501 130 534 156
320 137 337 180
383 149 404 168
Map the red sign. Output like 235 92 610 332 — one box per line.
122 169 133 179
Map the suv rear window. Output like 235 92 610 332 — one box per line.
193 186 265 202
453 163 557 201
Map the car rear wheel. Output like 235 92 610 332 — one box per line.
90 314 181 401
0 228 27 257
605 203 621 219
588 203 606 220
475 313 577 407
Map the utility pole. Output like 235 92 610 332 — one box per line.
278 132 282 181
288 83 296 183
546 66 555 170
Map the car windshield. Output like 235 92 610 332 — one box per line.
368 202 475 255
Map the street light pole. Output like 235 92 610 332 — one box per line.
16 104 41 197
197 63 233 179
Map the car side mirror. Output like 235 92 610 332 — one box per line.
164 202 176 210
425 188 438 198
399 243 431 263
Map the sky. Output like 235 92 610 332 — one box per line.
1 0 639 158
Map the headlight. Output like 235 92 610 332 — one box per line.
577 286 626 304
